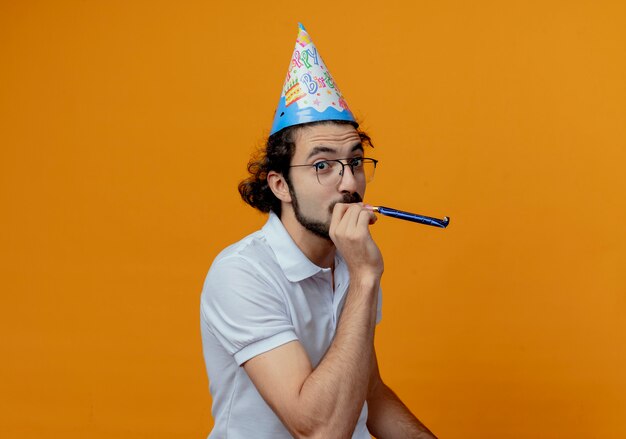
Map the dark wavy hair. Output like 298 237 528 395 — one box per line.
238 120 373 216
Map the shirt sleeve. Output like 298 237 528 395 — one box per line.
200 256 298 366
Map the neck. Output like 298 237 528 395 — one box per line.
279 208 336 269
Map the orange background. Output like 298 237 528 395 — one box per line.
1 1 625 438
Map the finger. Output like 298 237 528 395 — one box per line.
362 204 378 225
357 208 377 229
368 211 378 225
340 203 365 234
330 203 352 236
331 203 364 240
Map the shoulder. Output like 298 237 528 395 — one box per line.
201 229 289 307
206 229 280 284
200 229 296 357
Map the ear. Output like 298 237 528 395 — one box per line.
267 171 292 203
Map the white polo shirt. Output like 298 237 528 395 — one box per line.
200 212 382 438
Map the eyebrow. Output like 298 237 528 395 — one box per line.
306 143 364 160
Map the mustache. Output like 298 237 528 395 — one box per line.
328 192 362 213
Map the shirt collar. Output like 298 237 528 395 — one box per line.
262 211 330 282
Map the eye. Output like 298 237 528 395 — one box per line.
314 161 332 172
349 157 364 168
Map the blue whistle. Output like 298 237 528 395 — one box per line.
372 206 450 229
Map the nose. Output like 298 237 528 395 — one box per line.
337 162 359 193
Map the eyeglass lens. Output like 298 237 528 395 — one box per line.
315 159 376 186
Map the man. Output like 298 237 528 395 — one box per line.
200 24 437 438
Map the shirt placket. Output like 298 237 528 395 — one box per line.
331 262 349 330
317 268 336 330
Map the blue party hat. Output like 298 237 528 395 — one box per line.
270 23 357 135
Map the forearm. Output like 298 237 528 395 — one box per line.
367 382 437 439
294 275 379 438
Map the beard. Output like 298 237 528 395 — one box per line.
289 187 362 240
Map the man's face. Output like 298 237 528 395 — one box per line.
286 123 367 240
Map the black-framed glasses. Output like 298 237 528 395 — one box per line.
289 157 378 186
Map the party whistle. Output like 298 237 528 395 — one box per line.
371 206 450 229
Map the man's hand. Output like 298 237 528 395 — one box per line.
329 202 384 280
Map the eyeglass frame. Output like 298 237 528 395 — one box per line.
287 157 379 186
